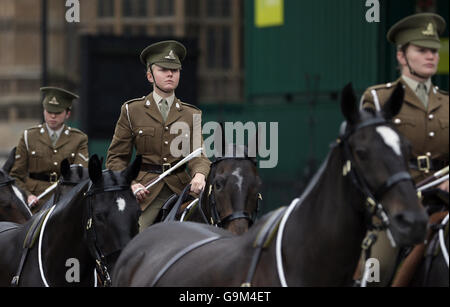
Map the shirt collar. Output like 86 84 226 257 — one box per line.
153 92 175 108
402 75 432 94
46 123 65 138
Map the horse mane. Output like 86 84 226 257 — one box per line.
2 147 16 174
51 179 90 215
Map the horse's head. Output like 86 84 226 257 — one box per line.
0 167 31 223
84 154 141 281
51 159 89 205
340 83 427 246
205 144 262 235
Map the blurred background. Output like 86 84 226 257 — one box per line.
0 0 448 214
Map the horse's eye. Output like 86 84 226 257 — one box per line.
355 148 369 161
214 177 226 191
215 181 223 191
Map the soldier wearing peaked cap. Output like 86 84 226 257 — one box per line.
358 13 449 286
10 87 90 213
106 40 210 232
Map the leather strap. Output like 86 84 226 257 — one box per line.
140 163 186 175
29 172 58 182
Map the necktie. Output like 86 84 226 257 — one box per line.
159 99 169 122
416 83 428 109
50 132 58 146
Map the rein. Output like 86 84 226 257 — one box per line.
273 116 413 287
337 117 413 232
84 181 131 287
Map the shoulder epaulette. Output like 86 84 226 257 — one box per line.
67 127 87 136
180 102 201 111
435 87 448 96
28 124 44 131
124 96 145 105
369 81 399 92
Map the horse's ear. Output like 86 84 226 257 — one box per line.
122 155 142 183
382 83 404 120
60 159 71 179
88 154 103 183
340 83 359 125
2 147 16 173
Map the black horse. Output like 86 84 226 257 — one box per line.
112 83 428 286
39 159 90 212
0 154 141 287
0 148 31 223
160 144 262 235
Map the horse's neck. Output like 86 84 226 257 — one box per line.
45 183 89 245
282 148 367 285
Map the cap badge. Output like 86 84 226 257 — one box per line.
164 50 176 60
422 23 435 36
49 97 60 105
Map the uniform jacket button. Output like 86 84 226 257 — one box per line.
394 118 401 124
54 162 58 166
165 126 169 131
53 150 58 153
164 141 169 145
163 158 168 162
428 114 434 120
429 132 435 138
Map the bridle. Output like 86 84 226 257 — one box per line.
84 178 133 287
200 156 261 227
336 116 413 231
276 115 415 287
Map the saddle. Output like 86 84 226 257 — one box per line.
241 206 287 287
0 222 19 235
155 184 195 223
11 207 52 286
392 210 448 287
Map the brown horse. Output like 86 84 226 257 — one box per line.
112 83 428 286
159 144 262 235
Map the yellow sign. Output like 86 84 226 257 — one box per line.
255 0 284 28
438 38 449 74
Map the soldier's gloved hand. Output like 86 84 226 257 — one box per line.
27 195 39 208
132 183 149 203
190 173 206 195
438 179 449 193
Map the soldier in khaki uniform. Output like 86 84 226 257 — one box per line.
106 40 210 231
10 87 89 213
359 13 449 286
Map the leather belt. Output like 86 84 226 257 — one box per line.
29 172 59 183
141 163 186 175
409 156 448 173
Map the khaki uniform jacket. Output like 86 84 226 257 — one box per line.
106 93 211 211
361 78 449 182
10 124 89 205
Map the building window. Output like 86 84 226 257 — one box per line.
156 0 174 16
185 0 200 18
123 25 147 36
122 0 147 17
207 0 230 18
155 24 174 36
98 0 115 18
206 26 231 69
